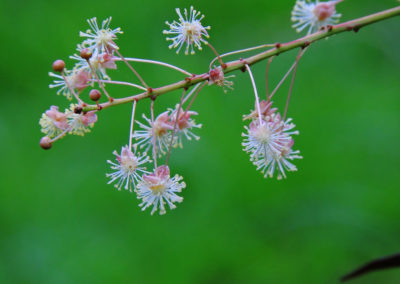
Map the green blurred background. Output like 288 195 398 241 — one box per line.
0 0 399 283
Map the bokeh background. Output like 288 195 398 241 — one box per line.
0 0 399 283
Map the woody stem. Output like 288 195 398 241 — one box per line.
82 6 400 112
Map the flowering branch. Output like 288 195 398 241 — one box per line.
81 6 400 112
39 3 400 215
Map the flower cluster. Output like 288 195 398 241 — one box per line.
39 2 348 216
39 17 123 147
39 105 98 139
242 101 302 180
133 105 202 156
291 0 343 34
106 144 187 215
48 17 122 102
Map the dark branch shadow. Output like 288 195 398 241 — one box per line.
341 253 400 282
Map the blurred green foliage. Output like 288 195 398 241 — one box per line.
0 0 399 283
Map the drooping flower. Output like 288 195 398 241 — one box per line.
253 138 302 180
242 114 301 179
169 106 202 147
39 106 69 138
106 146 149 192
243 100 278 121
65 105 98 136
163 6 210 55
133 111 175 157
208 66 235 93
291 0 343 34
49 69 90 100
79 17 123 54
136 165 186 215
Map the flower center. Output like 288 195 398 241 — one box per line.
99 29 113 44
121 157 138 174
254 125 271 144
150 183 166 195
184 22 200 41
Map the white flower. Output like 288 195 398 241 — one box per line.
136 165 186 215
242 114 301 179
169 106 202 147
133 112 175 157
80 17 122 54
291 0 342 34
253 138 302 180
106 146 149 192
163 6 210 55
49 69 90 100
65 105 98 136
39 106 69 138
71 49 117 80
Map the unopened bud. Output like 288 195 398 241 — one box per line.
40 136 52 150
89 89 101 101
80 48 92 60
52 60 65 72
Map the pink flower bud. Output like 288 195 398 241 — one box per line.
314 3 336 21
81 111 98 126
40 136 52 150
52 60 65 72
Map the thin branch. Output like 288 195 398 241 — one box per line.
245 64 263 125
206 42 226 68
184 81 207 114
61 72 84 104
283 48 306 120
115 50 149 89
166 89 186 165
83 6 400 112
86 60 113 101
265 56 275 100
89 79 147 91
128 100 137 150
117 57 192 76
209 43 275 70
269 48 308 102
150 100 157 168
182 83 201 105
